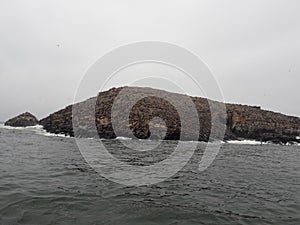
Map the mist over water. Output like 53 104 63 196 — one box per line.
0 125 299 224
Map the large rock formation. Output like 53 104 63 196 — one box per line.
39 87 300 144
5 112 38 127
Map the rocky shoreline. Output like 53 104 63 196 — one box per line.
6 87 300 144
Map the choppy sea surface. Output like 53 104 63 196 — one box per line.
0 124 299 225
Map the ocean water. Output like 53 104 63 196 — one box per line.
0 124 299 225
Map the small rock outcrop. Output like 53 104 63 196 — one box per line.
5 112 38 127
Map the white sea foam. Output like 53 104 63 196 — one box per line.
0 123 71 138
1 123 299 145
116 136 132 140
0 123 43 130
226 140 265 145
226 140 300 146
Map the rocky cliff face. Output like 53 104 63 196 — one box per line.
5 112 38 127
226 104 300 143
39 87 300 144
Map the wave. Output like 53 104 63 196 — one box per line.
116 136 132 141
0 123 43 130
225 139 300 146
1 123 299 146
225 140 265 145
0 123 71 138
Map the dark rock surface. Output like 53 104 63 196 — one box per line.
5 112 38 127
39 87 300 144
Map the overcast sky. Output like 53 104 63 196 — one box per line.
0 0 299 121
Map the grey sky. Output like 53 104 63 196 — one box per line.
0 0 299 121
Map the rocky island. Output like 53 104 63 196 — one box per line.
36 86 300 144
5 87 300 144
